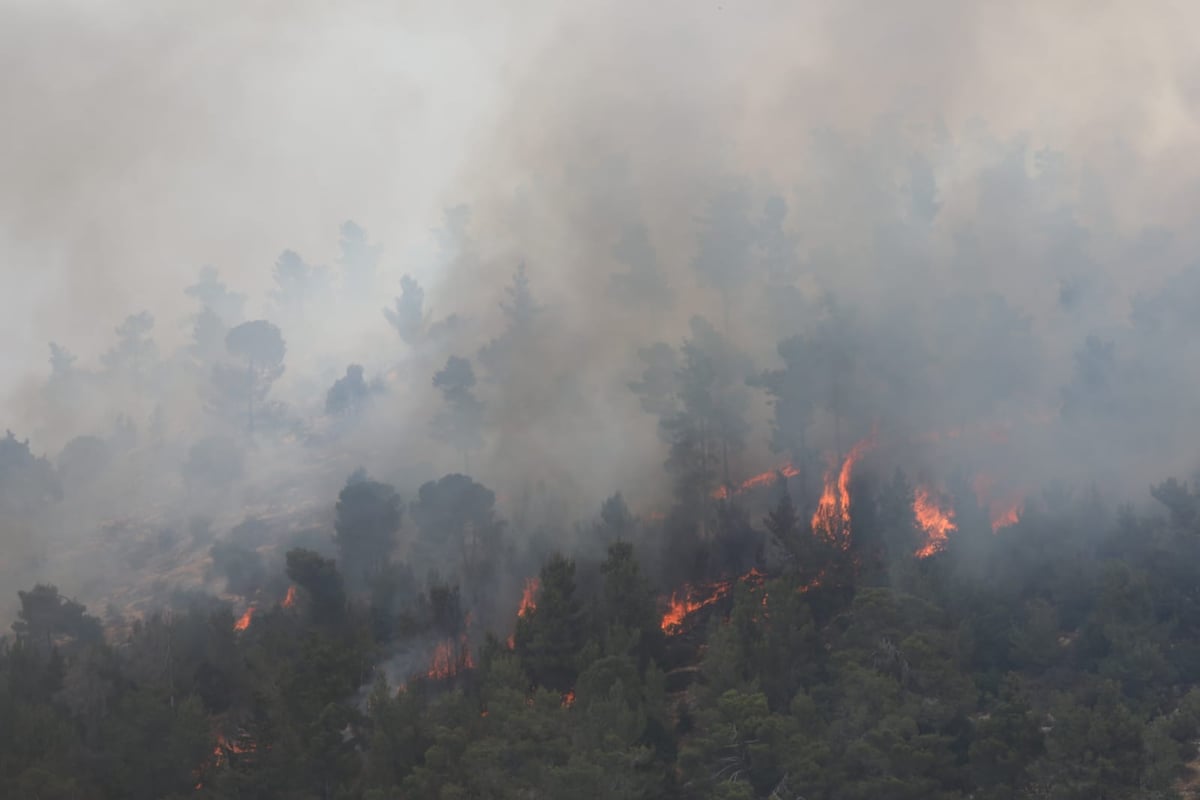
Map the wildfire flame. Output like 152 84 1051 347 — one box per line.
712 463 801 501
507 577 541 648
973 473 1023 532
659 568 766 634
195 731 257 788
425 636 474 680
991 501 1021 531
561 690 575 708
660 580 734 634
913 486 956 558
517 578 539 618
810 437 873 547
233 605 255 632
282 585 296 608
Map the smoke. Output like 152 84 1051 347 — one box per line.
3 1 1200 627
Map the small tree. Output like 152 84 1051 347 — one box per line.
214 320 286 434
11 584 103 653
334 471 403 591
383 275 427 346
326 364 371 417
101 311 158 384
338 220 382 300
431 356 484 473
514 553 584 692
286 548 347 625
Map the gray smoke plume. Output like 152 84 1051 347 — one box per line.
3 0 1200 625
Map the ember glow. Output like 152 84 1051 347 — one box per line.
282 585 296 608
810 437 873 547
196 731 257 788
561 690 575 708
234 605 255 632
913 486 957 558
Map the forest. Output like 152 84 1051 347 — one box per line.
8 434 1200 799
6 7 1200 796
4 180 1200 799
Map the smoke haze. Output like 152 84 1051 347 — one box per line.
3 0 1200 622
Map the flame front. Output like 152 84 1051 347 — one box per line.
234 606 255 632
517 578 539 618
425 636 474 680
282 586 296 608
196 731 257 788
810 437 873 548
660 580 734 634
660 569 766 634
973 473 1023 532
991 501 1021 531
913 486 956 558
507 577 540 648
713 463 800 501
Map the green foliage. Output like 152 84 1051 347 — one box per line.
515 553 585 692
334 472 403 591
14 470 1200 799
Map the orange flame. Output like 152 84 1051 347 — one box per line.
913 486 956 558
561 690 575 708
507 577 541 648
712 463 800 501
234 606 255 632
973 473 1023 532
659 568 766 634
424 636 474 680
197 731 257 787
810 437 873 547
660 580 734 634
991 501 1021 531
282 585 296 608
518 578 539 617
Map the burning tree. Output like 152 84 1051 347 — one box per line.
513 554 584 693
636 317 754 533
285 548 347 625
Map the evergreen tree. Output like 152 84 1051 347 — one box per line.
430 356 485 473
515 554 584 692
334 471 403 592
